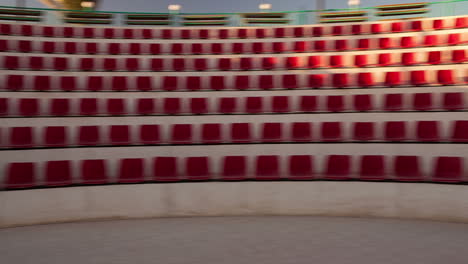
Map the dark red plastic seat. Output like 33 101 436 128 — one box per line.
136 98 155 115
451 120 468 142
352 122 375 141
288 155 314 180
87 76 103 91
400 36 415 48
282 74 298 89
377 53 393 67
5 162 36 189
110 125 131 145
384 94 404 111
326 95 345 112
218 98 237 114
163 98 181 114
53 57 67 71
171 43 183 54
357 39 370 50
153 157 179 182
443 92 464 110
437 70 456 86
186 76 202 91
49 98 69 116
246 97 263 113
433 157 463 183
299 96 317 112
291 122 313 142
230 123 252 143
401 52 417 66
353 94 373 111
118 158 145 183
271 96 289 113
107 98 126 115
139 125 160 144
136 76 152 91
162 76 178 91
261 123 283 142
221 156 247 180
81 160 108 184
78 126 100 146
384 121 407 141
190 98 208 114
172 58 185 71
359 155 385 180
185 157 211 180
354 55 369 67
416 121 440 142
171 124 193 144
201 123 222 143
384 72 402 87
394 156 423 181
427 51 442 65
45 160 72 186
194 58 207 71
410 70 428 86
149 43 161 54
332 73 348 88
413 93 433 111
324 155 351 180
5 74 24 90
4 56 19 69
19 98 39 116
0 97 8 116
307 56 323 68
423 35 438 46
255 155 280 180
210 76 226 90
357 72 374 88
273 42 286 53
321 122 342 142
10 126 34 148
44 126 67 147
452 49 466 63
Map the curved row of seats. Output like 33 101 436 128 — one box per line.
1 70 464 91
2 50 466 71
2 92 466 117
1 17 466 39
4 154 466 189
2 34 465 55
3 120 468 149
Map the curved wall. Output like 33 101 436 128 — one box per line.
2 181 468 227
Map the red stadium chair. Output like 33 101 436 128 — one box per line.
80 98 98 116
379 38 393 49
246 97 263 113
136 98 155 115
332 73 348 88
237 28 248 38
87 76 103 91
321 122 342 142
80 58 94 71
210 76 226 90
427 51 442 65
312 27 323 37
5 162 36 189
273 42 286 53
314 40 326 51
394 156 423 181
5 74 24 91
53 57 68 71
326 95 345 112
272 27 285 37
171 43 183 55
307 74 325 89
103 28 114 38
60 76 76 91
211 43 223 54
261 123 283 142
136 76 152 91
452 49 466 63
78 126 100 146
252 42 264 53
45 160 72 186
64 42 77 54
400 36 415 48
191 43 203 54
185 157 212 180
172 58 185 71
351 25 363 35
186 76 202 91
232 42 245 54
377 53 393 67
201 123 222 143
180 29 190 39
222 156 247 180
359 155 385 180
118 158 145 183
423 35 438 46
455 17 467 28
81 160 108 185
162 76 178 91
235 75 251 90
401 52 417 66
83 27 94 38
255 155 280 180
171 124 193 144
163 98 181 114
282 74 298 89
353 94 373 111
153 157 179 182
433 157 463 183
288 155 314 180
218 29 229 39
150 58 163 71
291 122 313 142
111 76 128 91
352 122 375 141
218 98 237 114
125 58 139 71
85 42 98 54
451 120 468 142
149 43 161 55
357 72 374 88
384 72 402 87
33 75 51 91
10 127 34 148
334 39 348 51
447 33 461 46
240 57 253 70
410 70 428 86
0 24 11 35
139 125 161 144
161 29 172 39
307 56 324 68
416 121 440 142
199 29 209 39
107 98 126 115
412 93 433 111
329 55 344 68
354 55 369 67
19 98 39 116
44 126 67 147
18 40 32 52
325 155 351 180
271 96 290 113
194 58 207 71
261 57 276 70
293 27 304 37
0 39 8 52
384 94 403 111
4 56 18 69
0 97 8 116
218 58 231 71
299 96 317 112
190 98 208 114
332 26 343 36
391 22 404 32
384 121 407 141
442 93 464 110
103 58 117 71
230 123 252 143
110 125 131 145
286 56 301 69
357 38 370 50
411 20 423 31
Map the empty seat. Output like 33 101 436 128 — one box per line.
353 94 374 111
240 57 253 70
410 70 428 86
357 39 370 50
18 40 32 52
210 76 226 90
357 73 374 88
412 93 433 111
447 33 461 45
451 120 468 142
123 28 134 39
153 157 179 181
288 155 314 180
416 121 440 142
81 160 108 184
44 126 67 147
332 73 348 88
400 36 415 48
332 26 343 36
218 29 229 39
161 29 172 39
199 29 209 39
271 96 290 113
186 76 202 91
53 57 68 71
299 96 317 112
273 42 286 53
255 28 266 38
377 53 393 67
118 158 145 183
19 98 39 116
83 28 95 38
314 40 326 51
325 155 351 180
433 157 463 183
252 42 264 53
110 125 131 145
80 58 94 71
201 123 222 143
384 72 402 87
107 98 126 115
234 75 250 90
384 121 407 141
149 43 161 54
379 38 393 49
0 97 8 116
230 123 252 143
261 123 283 142
64 42 77 53
136 76 152 91
232 43 244 53
423 35 438 46
150 58 163 71
384 94 404 111
85 42 98 54
293 41 306 52
218 97 237 114
193 58 207 71
291 122 313 142
172 58 185 71
329 55 343 68
312 27 323 37
436 70 456 86
334 39 348 51
443 92 464 110
211 43 223 54
87 76 103 91
78 126 100 146
180 29 191 39
293 27 304 37
286 57 301 69
237 29 248 38
359 155 385 180
33 75 51 91
282 74 298 89
4 56 19 69
10 127 34 148
171 124 192 144
5 162 36 189
190 98 208 114
321 122 342 142
394 156 423 181
80 98 98 116
354 55 369 67
411 20 423 31
30 56 45 69
351 25 363 35
401 52 417 66
125 58 139 71
455 17 467 28
391 22 404 32
218 58 231 71
185 157 211 180
0 24 12 35
129 43 141 54
246 97 263 113
352 122 375 141
221 156 247 180
427 51 442 65
452 49 466 63
326 95 345 112
255 155 280 180
45 160 72 187
162 76 178 91
139 125 160 144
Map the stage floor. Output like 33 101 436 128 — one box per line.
1 216 467 264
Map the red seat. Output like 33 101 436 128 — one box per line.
58 76 74 91
83 28 94 38
447 33 461 45
237 28 248 38
401 52 417 66
246 97 263 113
4 56 18 69
194 58 207 71
411 20 423 31
150 58 163 71
218 29 229 39
172 58 185 71
5 74 24 90
153 157 179 182
334 39 348 51
0 24 11 35
384 94 403 111
45 160 72 186
423 35 438 46
5 162 36 189
185 157 211 180
271 96 289 113
103 28 114 38
190 98 208 114
180 29 190 39
162 76 178 91
299 96 317 112
354 55 369 67
232 43 244 53
282 74 298 89
288 155 314 180
410 70 428 86
455 17 467 28
451 120 468 142
10 127 34 148
171 124 192 144
286 57 301 69
255 155 280 180
384 71 401 87
161 29 172 39
352 122 375 141
81 160 108 184
107 98 126 115
291 122 313 142
433 157 463 183
201 123 222 143
136 76 152 91
240 57 253 70
321 122 342 142
332 26 343 36
211 43 223 54
351 25 363 35
125 58 139 71
139 125 160 144
149 43 161 54
255 28 266 38
171 43 183 54
19 98 39 116
53 57 67 71
18 40 32 52
293 27 304 37
308 74 325 88
235 75 250 90
427 51 442 65
391 22 404 32
307 56 323 68
64 42 77 54
63 27 74 37
252 42 264 53
353 94 373 111
359 155 385 180
326 95 344 112
230 123 252 143
332 73 348 88
218 58 231 71
110 125 131 145
357 72 374 88
85 42 98 54
44 126 67 147
413 93 433 110
107 43 119 54
356 39 370 50
379 38 393 49
186 76 202 91
118 158 145 183
33 75 51 91
100 58 116 72
0 39 8 52
261 123 283 142
199 29 209 39
210 76 226 90
123 28 134 39
191 43 203 54
442 92 464 110
394 156 423 181
400 36 415 48
80 58 94 71
163 98 181 114
312 27 323 37
87 76 103 91
111 76 128 91
452 49 466 63
377 53 393 67
273 42 286 53
0 97 8 116
325 155 351 180
80 98 98 116
416 121 440 142
218 97 237 113
314 40 326 51
384 121 407 141
370 24 383 34
221 156 247 180
49 98 69 116
78 126 100 146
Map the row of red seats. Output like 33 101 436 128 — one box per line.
3 120 468 148
1 70 464 91
2 34 464 55
1 17 466 39
4 154 466 189
3 92 465 117
2 50 465 71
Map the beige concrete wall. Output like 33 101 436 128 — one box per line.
1 182 468 227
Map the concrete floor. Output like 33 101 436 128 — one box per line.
1 216 468 264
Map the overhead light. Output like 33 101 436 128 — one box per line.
259 3 272 10
81 1 95 8
168 4 181 11
348 0 360 7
